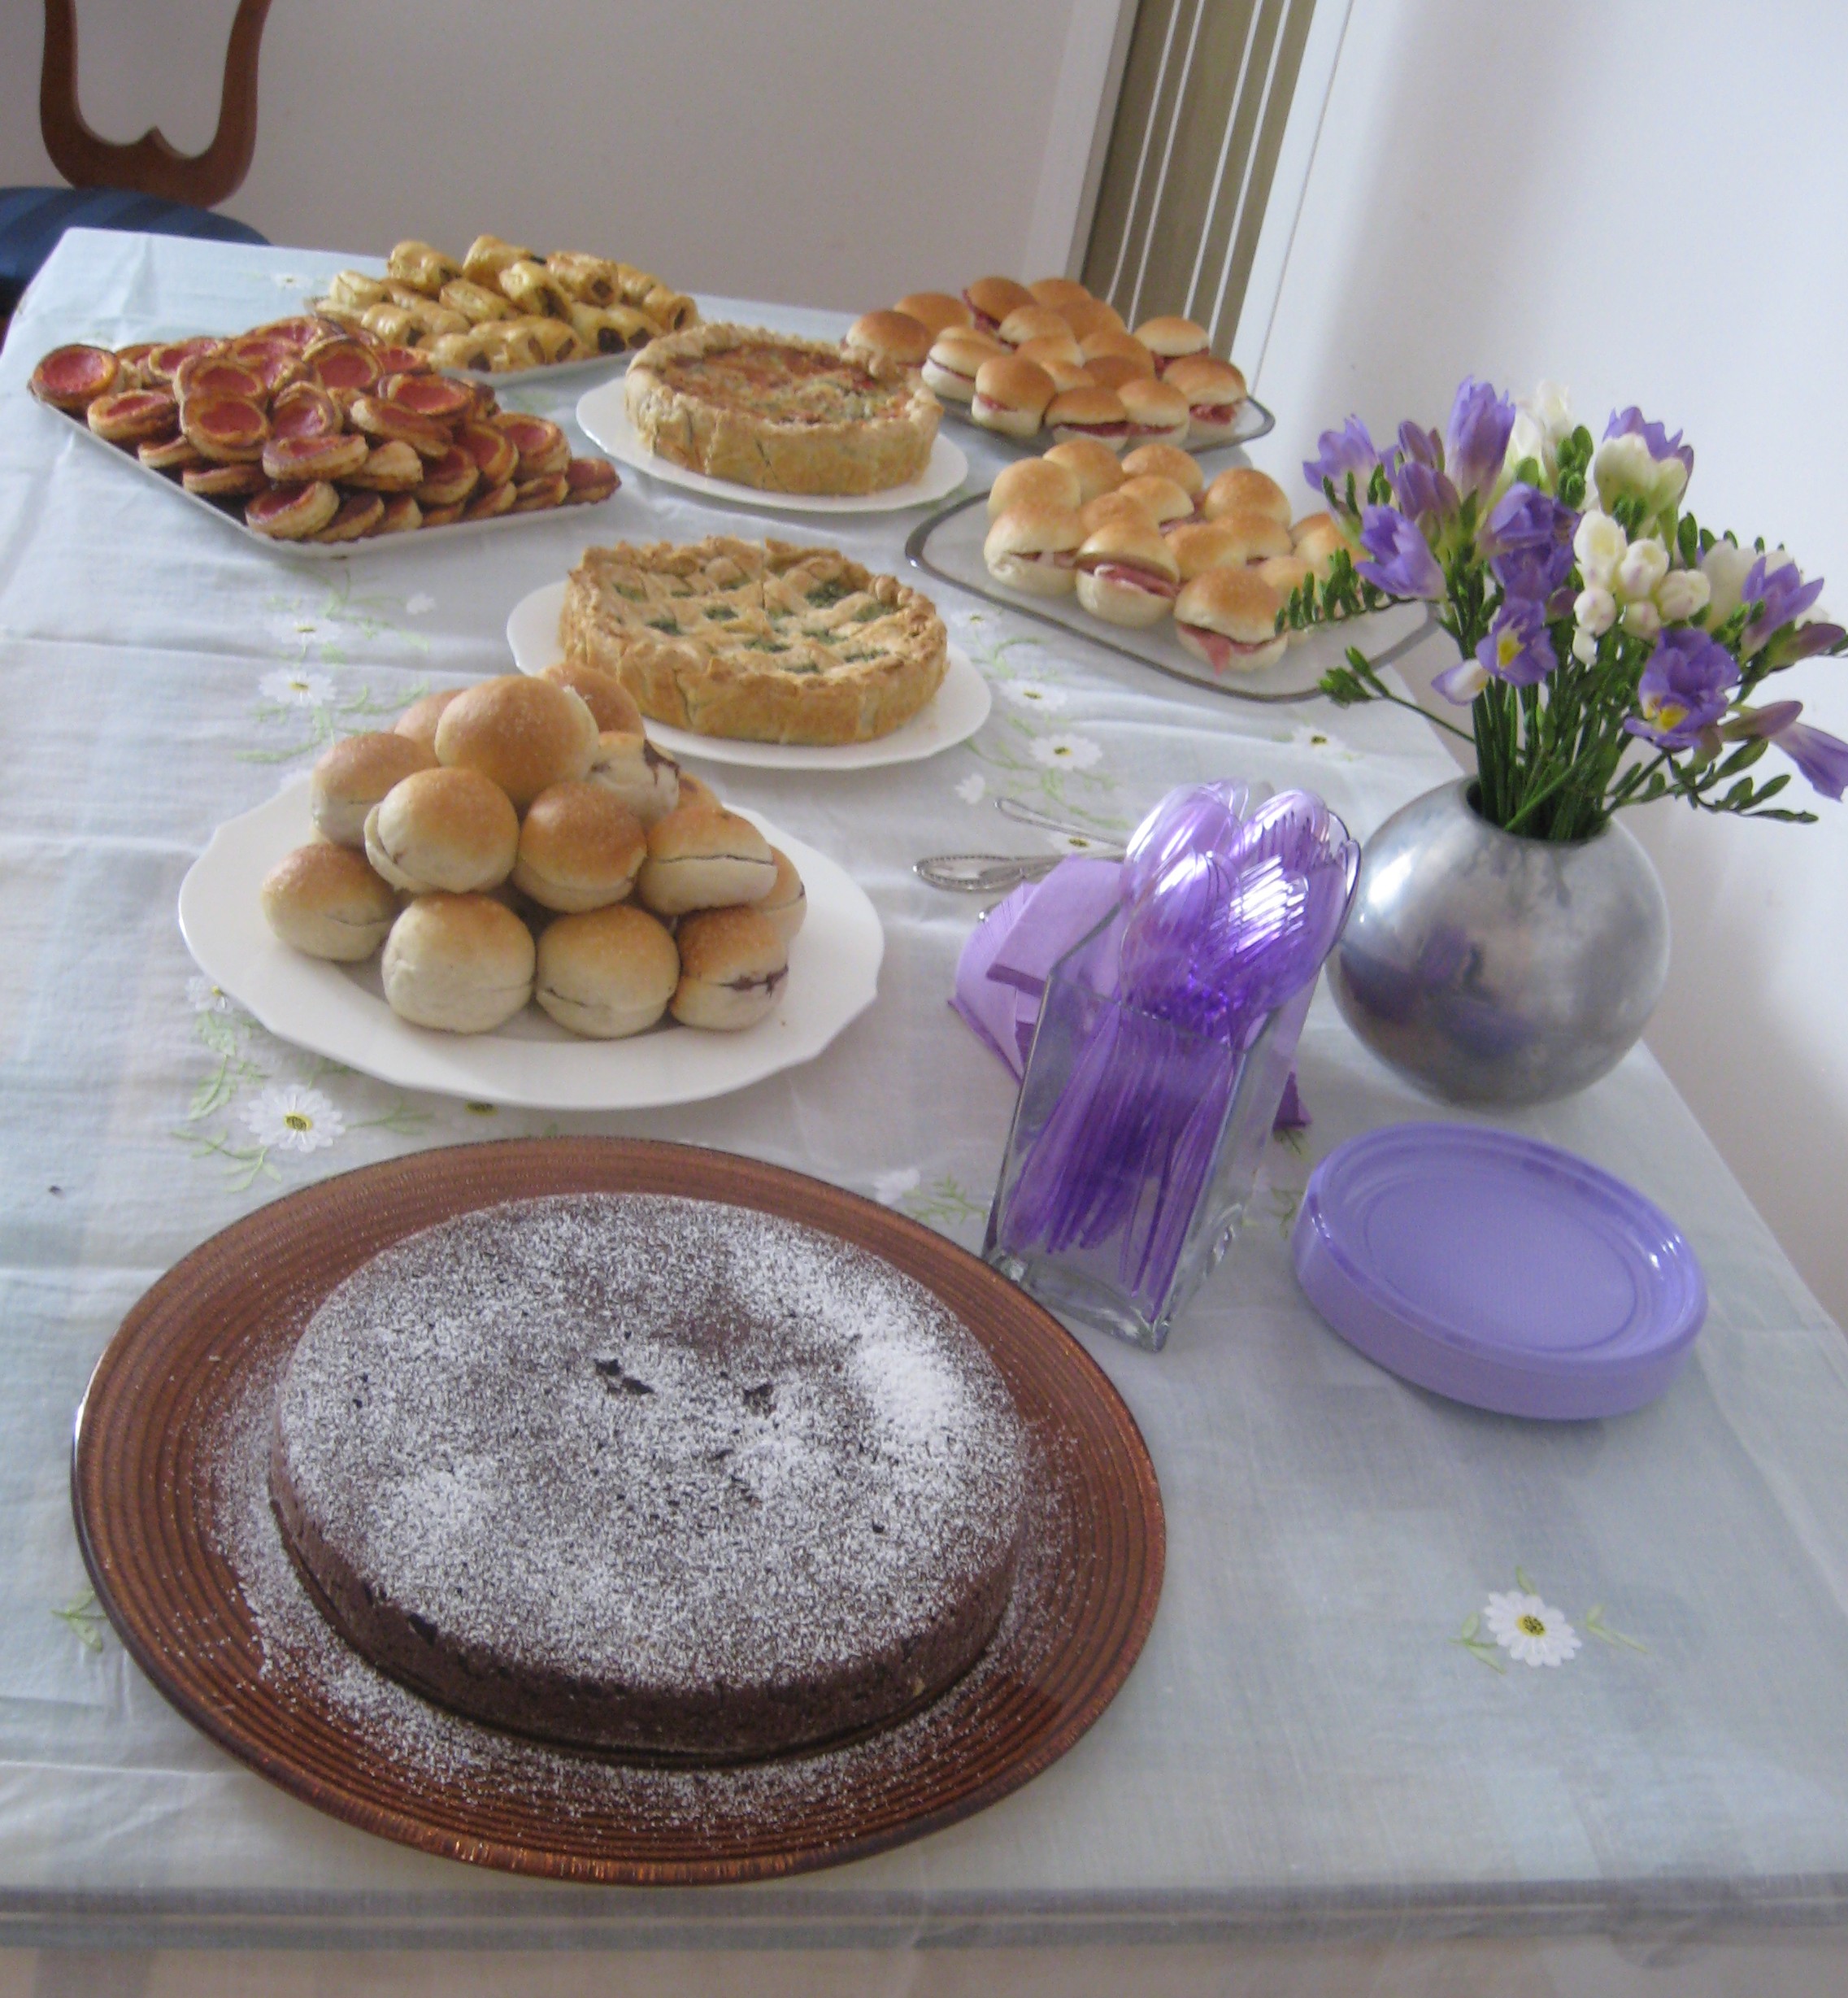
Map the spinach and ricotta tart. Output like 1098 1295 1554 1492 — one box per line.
563 537 950 745
624 324 940 495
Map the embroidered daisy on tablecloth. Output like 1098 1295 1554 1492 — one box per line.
186 975 236 1015
259 667 336 709
1030 733 1102 771
1001 681 1068 713
1483 1589 1583 1668
954 772 986 805
242 1084 344 1154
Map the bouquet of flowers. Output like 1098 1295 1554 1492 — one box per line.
1285 379 1848 841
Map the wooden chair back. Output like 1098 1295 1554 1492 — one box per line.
38 0 274 207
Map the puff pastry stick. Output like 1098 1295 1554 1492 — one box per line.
386 241 462 295
566 302 657 354
545 253 622 307
462 234 538 292
439 279 515 327
326 270 390 309
497 259 571 322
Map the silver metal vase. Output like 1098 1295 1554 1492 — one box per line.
1329 779 1669 1106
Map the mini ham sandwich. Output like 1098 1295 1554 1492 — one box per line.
921 329 1002 404
963 276 1037 336
1166 355 1250 447
1117 377 1192 450
1074 518 1181 628
971 355 1054 438
1133 315 1212 372
1173 567 1287 674
984 503 1084 598
1046 385 1128 449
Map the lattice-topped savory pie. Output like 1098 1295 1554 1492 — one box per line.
562 538 950 744
624 324 940 495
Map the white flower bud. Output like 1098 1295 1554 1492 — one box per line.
1700 538 1756 626
1621 599 1662 640
1573 511 1627 588
1655 568 1711 622
1574 585 1617 636
1593 433 1656 510
1505 410 1551 479
1616 538 1670 601
1524 381 1573 441
1571 628 1599 664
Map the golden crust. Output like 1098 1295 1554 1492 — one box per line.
563 536 948 746
623 324 939 496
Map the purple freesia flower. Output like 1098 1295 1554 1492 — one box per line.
1394 457 1462 525
1741 555 1827 655
1722 699 1848 800
1446 377 1517 503
1475 596 1555 688
1605 406 1694 481
1303 417 1377 494
1624 627 1741 750
1355 504 1444 600
1480 483 1576 603
1398 420 1442 468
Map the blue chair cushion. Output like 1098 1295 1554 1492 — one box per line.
0 187 267 313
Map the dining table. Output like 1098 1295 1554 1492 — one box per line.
3 229 1848 1998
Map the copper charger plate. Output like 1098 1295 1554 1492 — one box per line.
72 1138 1165 1885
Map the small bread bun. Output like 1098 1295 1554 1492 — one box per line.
1037 355 1097 396
381 894 535 1034
921 328 1003 404
1164 355 1249 443
1118 377 1192 448
394 687 464 758
533 903 679 1038
1204 465 1291 525
1115 474 1194 529
1045 438 1127 504
1045 385 1128 449
997 304 1072 350
1059 298 1126 343
671 906 789 1030
638 803 777 916
1173 566 1287 673
1080 489 1159 536
760 847 807 944
894 291 972 338
1209 508 1294 563
1074 519 1181 627
511 781 647 912
846 309 933 371
1015 331 1083 372
1168 520 1249 581
1079 329 1156 377
364 767 520 895
310 731 436 847
988 455 1083 520
676 771 720 811
1258 552 1315 629
984 503 1084 597
1292 511 1354 578
964 276 1037 333
433 674 598 811
971 356 1054 437
1133 316 1211 366
1085 351 1155 394
1121 442 1202 497
1028 276 1092 311
261 842 398 961
588 729 680 825
540 659 644 736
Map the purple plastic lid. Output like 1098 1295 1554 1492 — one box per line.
1291 1123 1707 1420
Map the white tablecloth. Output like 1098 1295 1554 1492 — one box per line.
2 232 1847 1992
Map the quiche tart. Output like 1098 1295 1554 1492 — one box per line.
624 324 940 495
562 538 949 745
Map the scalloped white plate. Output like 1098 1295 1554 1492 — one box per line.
576 381 968 515
504 579 990 771
179 786 882 1109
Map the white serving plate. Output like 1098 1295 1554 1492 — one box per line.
44 403 618 561
576 381 968 515
179 785 882 1109
504 579 990 771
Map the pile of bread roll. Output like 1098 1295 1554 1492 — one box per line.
260 666 805 1038
314 236 698 373
981 443 1354 673
848 275 1246 451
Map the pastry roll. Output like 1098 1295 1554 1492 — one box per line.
326 269 390 309
567 303 654 354
439 278 514 326
641 285 697 332
613 262 654 306
386 240 461 295
462 233 537 291
361 303 420 347
428 330 498 373
407 301 470 341
516 316 589 365
480 322 546 372
313 304 370 337
546 252 622 307
497 258 571 321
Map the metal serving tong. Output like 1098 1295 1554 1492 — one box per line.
915 798 1126 895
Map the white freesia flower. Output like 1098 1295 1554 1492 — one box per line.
1572 511 1627 589
1571 629 1599 665
1621 599 1662 641
1699 538 1756 625
1592 431 1689 519
1654 568 1711 622
1504 382 1573 485
1573 585 1616 637
1524 380 1574 440
1030 733 1102 770
1504 410 1551 480
1483 1591 1582 1669
1001 680 1068 712
954 772 985 805
1615 538 1669 601
871 1167 920 1206
243 1084 344 1154
259 668 336 708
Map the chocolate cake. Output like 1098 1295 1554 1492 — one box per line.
269 1193 1027 1761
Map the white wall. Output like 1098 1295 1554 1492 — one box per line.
1250 0 1848 1323
0 0 1122 309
